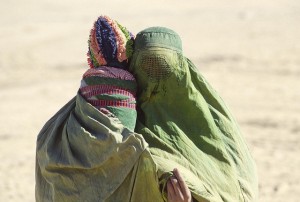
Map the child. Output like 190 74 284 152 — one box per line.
35 16 151 202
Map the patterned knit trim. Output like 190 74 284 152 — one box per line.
80 84 136 97
88 99 136 109
83 77 137 92
83 66 135 81
81 86 135 99
88 96 136 103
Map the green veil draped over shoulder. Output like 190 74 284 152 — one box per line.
36 94 165 201
129 27 258 202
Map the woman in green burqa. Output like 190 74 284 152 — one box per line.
129 27 258 202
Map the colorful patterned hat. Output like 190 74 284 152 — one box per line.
87 15 134 69
80 67 137 131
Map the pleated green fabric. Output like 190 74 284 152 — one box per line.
129 27 258 202
35 94 164 202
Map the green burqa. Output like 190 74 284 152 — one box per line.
128 27 258 201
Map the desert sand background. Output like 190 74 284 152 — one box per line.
0 0 299 201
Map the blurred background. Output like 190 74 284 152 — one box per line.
0 0 299 201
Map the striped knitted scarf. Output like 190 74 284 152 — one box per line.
80 66 137 131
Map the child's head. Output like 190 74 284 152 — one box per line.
81 15 137 131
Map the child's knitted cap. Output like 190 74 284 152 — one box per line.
87 15 134 69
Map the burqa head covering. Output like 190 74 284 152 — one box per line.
129 27 258 201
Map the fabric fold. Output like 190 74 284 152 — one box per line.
36 94 152 201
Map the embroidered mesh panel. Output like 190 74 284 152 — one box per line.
140 54 172 82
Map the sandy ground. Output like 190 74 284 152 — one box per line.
0 0 299 201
